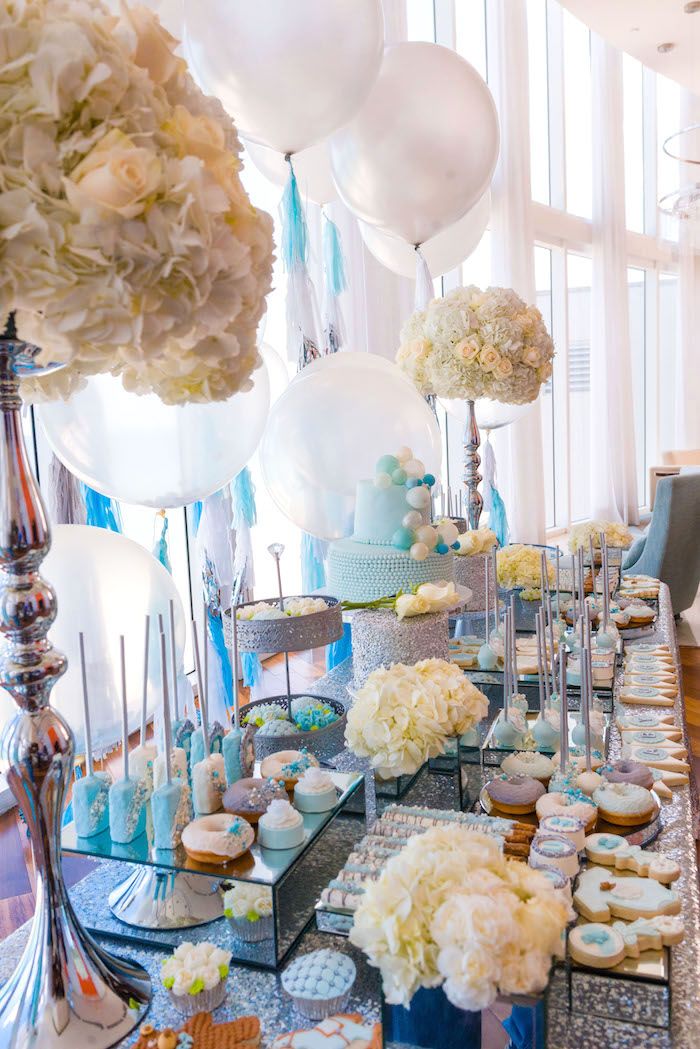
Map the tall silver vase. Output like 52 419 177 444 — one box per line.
0 324 151 1049
463 399 483 530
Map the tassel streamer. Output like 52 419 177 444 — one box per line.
192 500 203 536
322 214 347 354
282 157 323 369
242 650 263 689
152 510 172 573
207 605 233 711
480 434 510 546
481 437 496 514
232 467 257 529
301 531 327 592
326 622 352 671
82 485 122 532
414 246 434 310
49 455 86 525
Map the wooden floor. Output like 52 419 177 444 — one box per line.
1 645 698 941
0 649 327 939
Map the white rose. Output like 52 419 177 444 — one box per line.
168 105 227 162
66 129 161 218
478 345 500 372
522 345 541 367
123 4 180 84
395 593 430 620
453 336 480 362
493 356 514 379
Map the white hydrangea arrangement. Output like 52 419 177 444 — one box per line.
161 940 231 998
455 528 498 556
497 544 554 600
2 0 273 405
568 520 633 553
350 828 573 1011
237 597 329 620
345 660 488 779
396 286 554 404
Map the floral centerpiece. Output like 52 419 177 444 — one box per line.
236 597 329 621
455 528 498 556
345 660 488 778
497 545 554 600
1 0 273 405
223 883 273 943
350 827 572 1011
342 581 463 621
396 287 554 404
568 520 633 553
161 941 232 1015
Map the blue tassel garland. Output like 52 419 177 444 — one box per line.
82 485 122 532
301 531 327 592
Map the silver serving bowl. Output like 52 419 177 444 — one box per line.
226 595 344 654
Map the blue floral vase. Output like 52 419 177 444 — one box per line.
382 987 481 1049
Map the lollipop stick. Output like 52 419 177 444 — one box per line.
168 600 179 722
192 619 205 731
535 612 545 718
231 597 241 731
119 635 129 781
559 648 569 768
484 556 489 645
491 546 500 636
78 632 93 777
202 598 208 730
581 645 592 773
160 631 172 785
555 547 561 615
509 595 517 698
503 610 510 717
197 623 211 757
140 614 150 747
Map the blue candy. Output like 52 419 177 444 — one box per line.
423 473 436 487
435 542 449 554
376 454 400 475
391 467 407 485
451 541 461 550
391 526 415 550
406 478 423 488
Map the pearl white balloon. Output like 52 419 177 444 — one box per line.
410 542 429 562
0 526 189 755
183 0 384 154
260 356 441 540
360 191 491 278
439 397 534 431
38 369 270 509
260 343 290 406
406 486 431 510
244 139 336 206
331 42 499 244
295 349 413 383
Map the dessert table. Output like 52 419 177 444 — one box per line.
0 584 696 1048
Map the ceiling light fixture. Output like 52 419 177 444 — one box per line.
657 42 676 53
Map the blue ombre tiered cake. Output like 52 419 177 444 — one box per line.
326 447 456 602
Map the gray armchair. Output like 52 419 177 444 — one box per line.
622 473 700 615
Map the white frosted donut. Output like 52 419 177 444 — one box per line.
591 781 656 827
259 748 319 785
181 813 254 864
536 791 598 830
500 751 554 783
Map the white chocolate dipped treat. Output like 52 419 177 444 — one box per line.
154 746 188 790
192 753 226 814
500 751 554 783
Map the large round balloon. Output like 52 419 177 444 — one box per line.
183 0 384 154
244 139 336 206
360 191 490 279
331 42 499 244
260 342 290 406
260 355 441 539
294 350 413 384
439 397 535 431
38 367 270 509
0 526 189 755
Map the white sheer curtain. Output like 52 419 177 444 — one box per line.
589 35 639 524
675 90 700 450
486 0 546 544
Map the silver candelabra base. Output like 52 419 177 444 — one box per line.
463 398 483 530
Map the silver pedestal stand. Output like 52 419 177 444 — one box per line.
109 868 223 930
0 327 151 1049
463 398 483 529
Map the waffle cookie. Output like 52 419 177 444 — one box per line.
134 1013 261 1049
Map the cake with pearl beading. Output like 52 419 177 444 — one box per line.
326 447 457 603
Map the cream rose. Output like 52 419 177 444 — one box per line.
395 593 431 620
67 129 161 218
522 345 541 367
454 335 480 362
169 104 226 162
493 356 514 379
478 344 500 372
123 4 180 84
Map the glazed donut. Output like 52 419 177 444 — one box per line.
181 814 254 865
222 777 287 823
500 751 554 783
536 790 598 831
592 781 656 827
600 760 654 790
259 748 319 786
485 775 545 815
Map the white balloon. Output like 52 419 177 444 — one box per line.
439 397 535 431
38 369 270 509
293 350 413 384
244 139 336 206
331 42 499 244
260 356 441 540
0 526 189 755
183 0 384 153
360 191 490 278
260 343 290 406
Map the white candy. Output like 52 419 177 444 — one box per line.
154 746 187 790
192 754 226 815
374 472 392 489
402 510 423 529
410 542 430 562
415 524 438 549
396 446 413 464
404 458 425 478
438 521 459 545
406 486 431 509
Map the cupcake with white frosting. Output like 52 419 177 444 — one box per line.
293 767 338 813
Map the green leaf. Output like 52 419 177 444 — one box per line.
188 978 205 996
163 976 175 990
218 964 229 978
246 911 260 922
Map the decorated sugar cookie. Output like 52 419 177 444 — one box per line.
584 833 680 883
569 916 685 970
621 731 687 755
621 746 690 773
573 867 681 922
619 687 675 707
270 1014 381 1049
648 766 690 786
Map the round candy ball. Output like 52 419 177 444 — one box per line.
436 542 450 554
376 454 400 475
402 510 423 529
423 473 436 487
410 542 430 562
374 472 392 489
451 541 461 550
391 526 415 550
406 485 431 509
391 468 407 485
415 524 438 549
396 446 413 463
406 478 423 488
439 521 459 545
404 458 426 479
